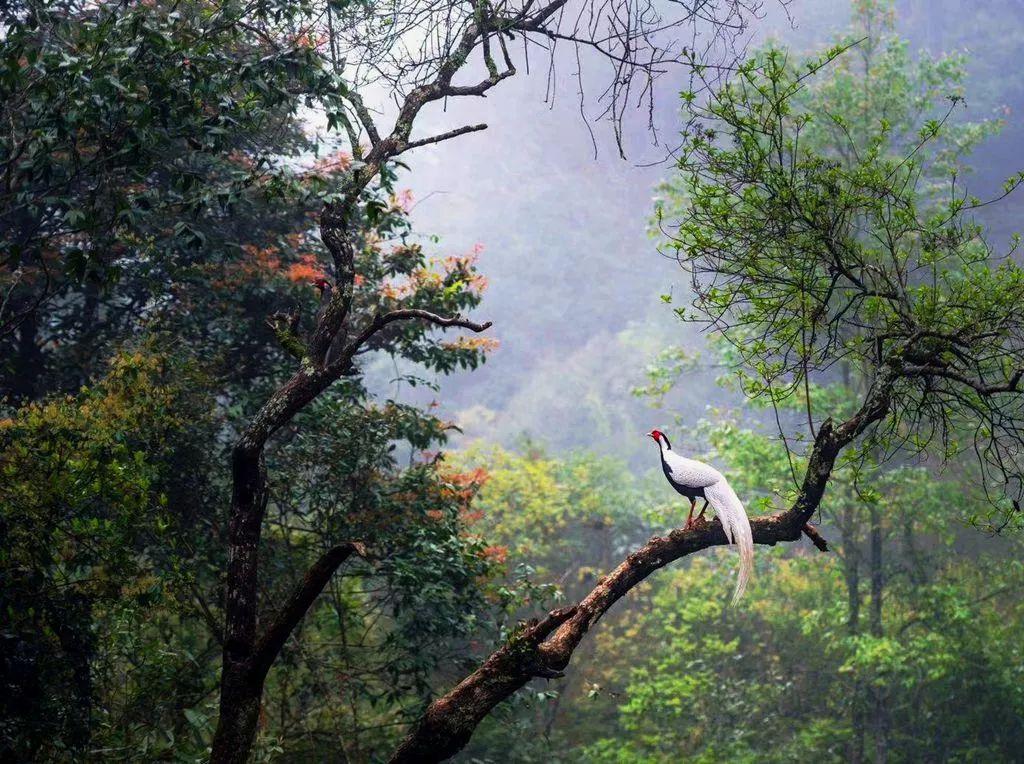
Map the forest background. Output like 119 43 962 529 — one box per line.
3 0 1024 761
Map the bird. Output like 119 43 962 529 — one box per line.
311 276 333 326
647 429 754 602
311 276 332 301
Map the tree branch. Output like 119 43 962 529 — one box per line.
900 364 1024 396
402 123 488 152
388 509 815 763
344 89 382 147
311 206 358 365
441 67 516 98
377 309 493 332
330 310 492 375
389 364 900 762
251 542 367 679
802 522 829 552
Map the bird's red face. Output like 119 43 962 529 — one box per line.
311 277 331 291
647 429 663 443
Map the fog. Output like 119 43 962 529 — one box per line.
375 0 1024 466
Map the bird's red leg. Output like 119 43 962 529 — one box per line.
697 500 709 521
684 498 696 530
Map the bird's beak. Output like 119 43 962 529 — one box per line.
645 431 654 439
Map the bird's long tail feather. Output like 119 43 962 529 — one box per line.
704 478 754 603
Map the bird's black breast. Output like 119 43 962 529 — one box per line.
661 456 706 500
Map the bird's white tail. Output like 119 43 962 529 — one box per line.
704 478 754 603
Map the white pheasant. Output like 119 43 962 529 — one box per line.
647 429 754 602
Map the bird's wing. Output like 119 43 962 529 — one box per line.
662 452 721 488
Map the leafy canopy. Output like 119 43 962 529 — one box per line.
657 0 1024 516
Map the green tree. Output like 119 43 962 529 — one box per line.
636 2 1024 759
0 348 217 759
1 2 510 753
383 2 1024 758
655 0 1024 522
581 420 1024 763
0 0 354 398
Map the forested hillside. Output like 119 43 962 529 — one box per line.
2 0 1024 762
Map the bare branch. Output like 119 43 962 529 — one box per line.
900 364 1024 396
802 521 829 552
402 123 489 152
332 309 492 375
344 89 382 147
377 310 493 333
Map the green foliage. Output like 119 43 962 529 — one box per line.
1 2 499 756
0 348 217 759
632 346 702 407
453 443 652 595
0 0 345 267
1 0 358 397
254 402 515 756
4 0 1024 759
455 423 1024 763
655 0 1024 519
583 547 1024 763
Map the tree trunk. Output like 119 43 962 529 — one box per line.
11 306 42 400
210 444 270 763
210 662 264 764
868 504 888 764
842 508 862 637
869 506 883 637
903 517 925 586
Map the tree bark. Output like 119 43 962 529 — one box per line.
208 296 490 762
210 540 364 763
388 511 817 763
209 443 271 764
209 369 336 761
210 659 264 764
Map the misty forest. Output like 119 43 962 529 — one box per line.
5 0 1024 761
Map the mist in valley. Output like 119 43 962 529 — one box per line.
396 0 1024 466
